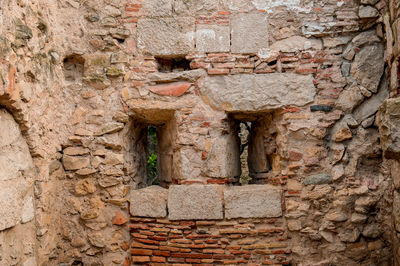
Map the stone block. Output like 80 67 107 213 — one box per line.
130 186 168 218
137 18 195 56
168 185 223 220
354 78 389 123
204 132 241 179
351 44 384 93
202 73 316 111
62 155 90 170
224 185 282 219
231 13 268 53
196 24 230 53
304 174 332 185
378 98 400 159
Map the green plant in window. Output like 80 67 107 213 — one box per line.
147 153 159 185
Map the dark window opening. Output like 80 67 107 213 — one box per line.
155 56 191 73
229 114 274 185
133 113 175 188
63 54 84 82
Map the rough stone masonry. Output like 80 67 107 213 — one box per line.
0 0 400 265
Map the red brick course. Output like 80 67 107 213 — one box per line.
129 217 290 265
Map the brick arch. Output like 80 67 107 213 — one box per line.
0 68 34 152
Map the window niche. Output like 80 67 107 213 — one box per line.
63 54 84 82
228 113 275 185
155 56 191 73
132 110 175 188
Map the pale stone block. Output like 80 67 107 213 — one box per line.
231 13 268 53
202 73 316 111
168 185 223 220
204 132 241 179
137 18 195 56
130 186 168 218
224 185 282 219
196 24 230 53
21 195 35 223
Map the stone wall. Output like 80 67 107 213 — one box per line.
0 0 398 265
379 0 400 265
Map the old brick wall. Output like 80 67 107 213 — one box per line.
0 0 398 265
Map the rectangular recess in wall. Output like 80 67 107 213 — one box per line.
132 111 176 188
228 113 274 185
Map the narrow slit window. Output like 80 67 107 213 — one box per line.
228 114 273 185
146 125 159 186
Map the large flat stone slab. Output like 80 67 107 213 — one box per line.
130 186 168 218
168 185 223 220
196 24 230 53
137 17 195 56
202 73 316 111
231 13 268 53
224 185 282 219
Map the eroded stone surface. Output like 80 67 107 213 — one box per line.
224 185 282 219
196 24 230 53
137 18 195 56
378 98 400 159
168 185 223 220
202 73 316 111
0 109 33 181
0 109 33 231
130 186 168 218
351 44 384 93
231 13 268 53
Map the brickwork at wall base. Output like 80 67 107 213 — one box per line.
129 217 289 265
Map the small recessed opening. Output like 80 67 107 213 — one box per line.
155 56 191 73
63 54 84 82
133 112 175 188
228 113 274 185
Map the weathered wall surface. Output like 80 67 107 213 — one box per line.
379 0 400 265
0 0 398 265
0 109 36 265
